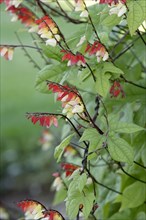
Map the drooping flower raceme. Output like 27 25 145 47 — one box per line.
48 82 84 119
85 41 109 62
6 5 37 32
0 46 14 60
0 0 23 8
36 15 60 46
97 0 127 17
74 0 88 17
110 81 125 97
61 50 86 67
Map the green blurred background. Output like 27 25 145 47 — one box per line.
0 5 62 218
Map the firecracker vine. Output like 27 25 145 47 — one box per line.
1 0 146 219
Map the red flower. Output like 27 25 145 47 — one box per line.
85 41 109 62
61 163 80 177
61 50 86 67
0 46 14 60
7 5 37 31
27 114 58 128
48 82 77 102
110 81 125 97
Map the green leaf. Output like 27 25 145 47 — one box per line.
95 72 111 97
108 136 134 164
102 62 124 77
120 181 146 210
101 13 121 27
66 187 95 220
53 187 67 206
54 134 74 162
110 122 144 133
78 173 87 192
41 44 62 62
127 1 146 36
79 128 105 153
35 64 66 93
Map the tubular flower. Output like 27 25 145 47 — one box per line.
97 0 127 17
52 172 63 191
27 114 58 128
85 41 109 62
39 130 54 151
110 81 125 97
0 46 14 60
74 0 88 17
7 6 37 32
61 163 80 177
48 82 84 118
61 50 86 67
36 15 60 46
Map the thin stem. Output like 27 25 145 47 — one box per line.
15 32 41 70
134 161 146 169
86 168 122 194
86 63 96 82
113 43 134 61
119 163 146 184
0 44 42 50
121 75 146 90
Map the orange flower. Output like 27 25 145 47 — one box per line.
0 46 14 60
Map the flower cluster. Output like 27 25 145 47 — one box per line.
17 200 64 220
48 82 84 118
39 130 54 151
36 15 60 46
0 46 14 60
74 0 88 17
97 0 127 17
85 41 109 62
27 114 58 128
61 50 86 67
6 5 37 32
110 81 125 97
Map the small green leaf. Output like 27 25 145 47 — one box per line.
108 136 134 164
54 134 74 162
78 173 87 192
127 1 146 36
110 122 144 133
95 72 111 97
35 64 66 93
101 13 121 27
120 181 146 210
41 44 62 62
79 128 105 153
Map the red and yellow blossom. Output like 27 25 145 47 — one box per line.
85 41 109 62
0 0 23 8
110 81 125 97
17 200 65 220
0 46 14 60
48 82 84 118
36 15 60 46
61 50 86 67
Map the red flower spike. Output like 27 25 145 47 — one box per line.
61 50 86 67
48 82 77 102
110 81 125 98
27 114 58 128
61 163 80 177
